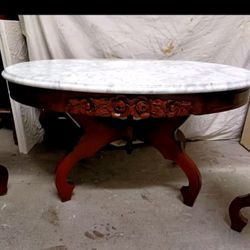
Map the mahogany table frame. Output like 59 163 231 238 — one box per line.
229 193 250 232
7 82 249 207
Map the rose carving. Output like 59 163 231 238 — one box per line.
111 96 128 118
85 100 92 111
134 98 150 119
166 100 180 117
114 100 126 113
165 100 191 117
151 99 166 117
67 96 192 118
67 98 93 114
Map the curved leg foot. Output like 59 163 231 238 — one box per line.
229 194 250 232
55 117 123 202
0 165 8 196
138 118 201 207
176 152 201 206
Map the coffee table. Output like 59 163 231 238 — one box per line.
2 59 250 206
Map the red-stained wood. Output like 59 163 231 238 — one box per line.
6 82 250 203
67 95 192 119
55 115 201 205
136 117 201 206
55 116 125 201
8 83 249 118
229 193 250 232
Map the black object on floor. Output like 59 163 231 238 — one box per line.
0 165 8 195
39 111 83 151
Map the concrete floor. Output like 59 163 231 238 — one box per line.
0 128 250 250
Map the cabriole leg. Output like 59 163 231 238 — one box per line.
55 117 123 202
138 118 201 207
229 194 250 232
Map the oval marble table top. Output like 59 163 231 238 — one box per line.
2 59 250 94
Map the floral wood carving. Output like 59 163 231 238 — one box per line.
67 95 192 119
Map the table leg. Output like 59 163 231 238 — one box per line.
55 117 123 202
138 118 201 207
229 193 250 232
0 165 8 195
176 129 186 151
55 116 201 205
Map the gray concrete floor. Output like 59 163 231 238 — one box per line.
0 128 250 250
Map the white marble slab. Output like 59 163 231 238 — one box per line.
2 59 250 94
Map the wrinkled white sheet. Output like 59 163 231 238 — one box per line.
19 15 250 140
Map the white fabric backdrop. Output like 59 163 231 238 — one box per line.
19 15 250 141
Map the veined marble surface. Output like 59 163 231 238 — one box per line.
2 59 250 94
